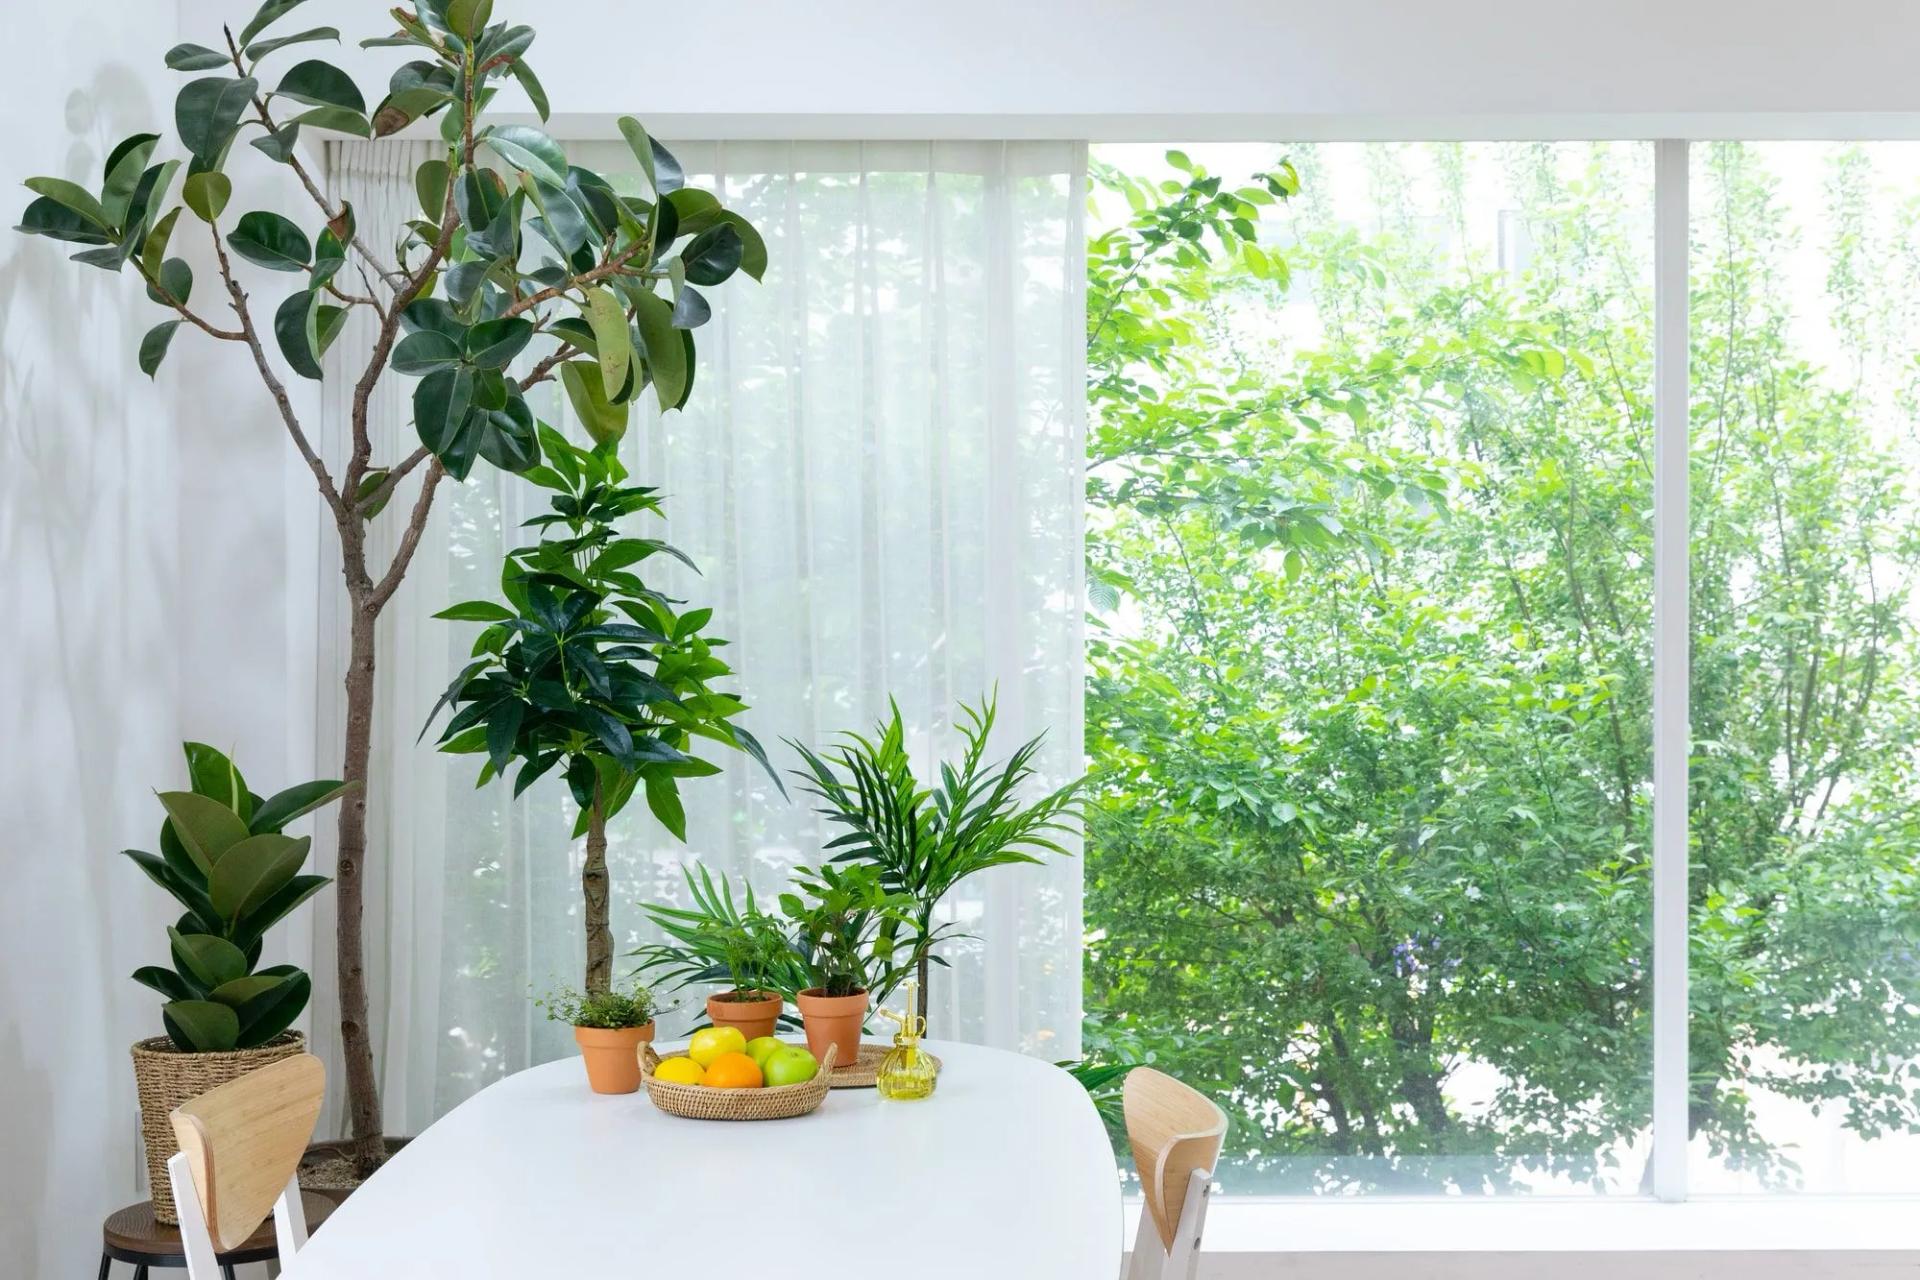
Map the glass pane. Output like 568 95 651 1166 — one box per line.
1084 142 1656 1193
1688 141 1920 1195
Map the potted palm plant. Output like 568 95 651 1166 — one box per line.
788 693 1085 1027
632 866 802 1040
122 742 349 1221
779 862 917 1066
535 981 657 1094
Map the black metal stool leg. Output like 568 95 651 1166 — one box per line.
220 1265 237 1280
131 1266 148 1280
95 1254 110 1280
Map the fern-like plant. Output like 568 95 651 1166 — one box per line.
632 865 806 1003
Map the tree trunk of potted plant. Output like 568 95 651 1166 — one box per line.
336 599 390 1173
584 784 612 996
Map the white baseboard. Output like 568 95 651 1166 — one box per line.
1176 1252 1920 1279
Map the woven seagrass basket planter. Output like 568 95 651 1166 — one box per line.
642 1042 838 1120
131 1032 304 1222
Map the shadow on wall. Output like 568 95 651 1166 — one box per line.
0 56 182 1279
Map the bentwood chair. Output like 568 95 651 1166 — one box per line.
1123 1066 1228 1280
165 1054 326 1280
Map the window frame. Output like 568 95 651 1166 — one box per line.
485 116 1920 1239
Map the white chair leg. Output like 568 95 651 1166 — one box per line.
166 1151 221 1280
272 1171 310 1257
1164 1167 1213 1280
1126 1202 1166 1280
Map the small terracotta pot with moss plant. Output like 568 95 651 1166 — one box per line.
633 867 803 1041
537 982 658 1094
781 862 918 1067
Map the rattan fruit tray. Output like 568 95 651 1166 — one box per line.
642 1042 839 1120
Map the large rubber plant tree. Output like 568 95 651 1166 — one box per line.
14 0 765 1173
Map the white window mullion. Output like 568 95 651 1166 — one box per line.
1651 136 1691 1204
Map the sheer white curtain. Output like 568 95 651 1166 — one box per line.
314 139 1087 1131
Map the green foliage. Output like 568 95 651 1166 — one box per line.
1084 142 1920 1192
12 0 762 484
1058 1056 1136 1143
428 430 778 994
632 865 807 998
778 862 917 999
787 693 1085 1006
122 743 350 1052
426 429 773 832
534 980 657 1030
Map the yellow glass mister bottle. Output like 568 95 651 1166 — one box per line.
875 977 939 1099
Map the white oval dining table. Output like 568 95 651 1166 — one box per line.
282 1038 1123 1279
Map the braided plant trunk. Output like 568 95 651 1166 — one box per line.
583 788 613 995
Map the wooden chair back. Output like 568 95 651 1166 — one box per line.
168 1053 325 1253
1124 1066 1227 1254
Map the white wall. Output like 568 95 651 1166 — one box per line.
0 2 311 1275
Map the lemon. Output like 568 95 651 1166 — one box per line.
653 1056 706 1085
689 1025 747 1067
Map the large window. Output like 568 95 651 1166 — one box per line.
1081 140 1920 1198
1687 142 1920 1194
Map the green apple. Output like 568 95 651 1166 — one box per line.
745 1036 785 1069
763 1046 820 1086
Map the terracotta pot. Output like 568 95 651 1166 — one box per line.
574 1021 654 1094
706 990 783 1041
131 1032 305 1223
796 988 869 1065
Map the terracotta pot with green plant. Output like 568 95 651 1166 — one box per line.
788 693 1085 1029
780 862 916 1067
122 742 349 1221
537 982 658 1094
632 866 803 1039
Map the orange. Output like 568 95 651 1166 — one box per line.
700 1050 764 1089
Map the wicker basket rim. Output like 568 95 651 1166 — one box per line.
642 1040 838 1096
641 1041 838 1119
130 1031 304 1061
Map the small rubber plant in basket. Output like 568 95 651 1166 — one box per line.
121 741 350 1221
632 865 806 1040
